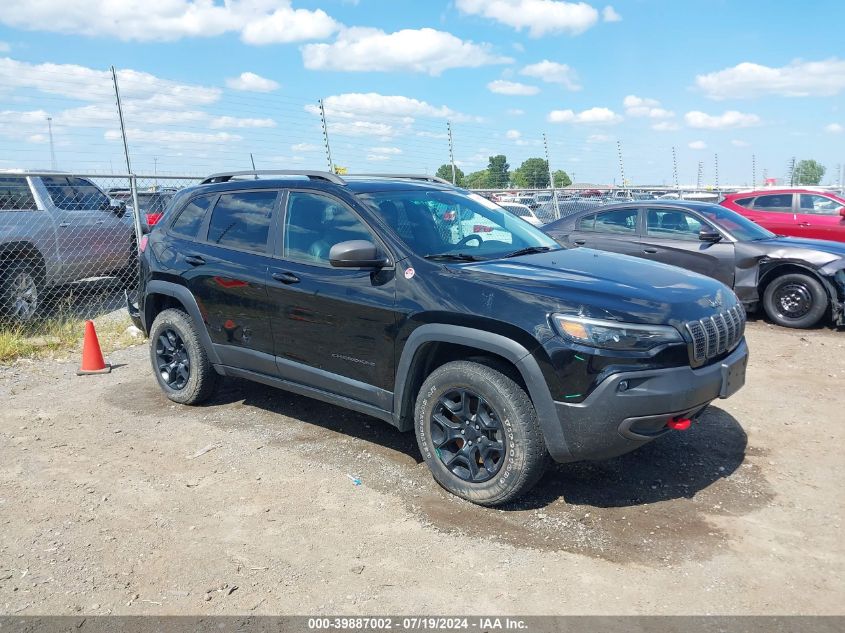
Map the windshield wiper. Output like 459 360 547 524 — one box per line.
423 252 484 262
500 246 557 259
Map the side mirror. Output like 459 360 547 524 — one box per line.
699 228 722 243
329 240 388 268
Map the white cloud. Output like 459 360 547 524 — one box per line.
825 123 843 134
505 129 522 140
456 0 600 37
302 27 512 75
685 110 761 129
507 109 525 116
731 139 750 147
0 1 339 44
548 107 622 124
368 146 402 155
652 121 680 132
291 143 318 151
688 140 707 150
487 80 540 95
623 95 674 119
587 134 611 143
330 120 395 138
520 60 581 90
105 128 242 147
240 6 339 45
311 92 464 121
209 116 276 129
602 6 622 22
226 72 279 93
695 58 845 99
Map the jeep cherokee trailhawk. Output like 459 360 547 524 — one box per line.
129 171 748 506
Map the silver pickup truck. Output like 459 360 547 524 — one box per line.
0 171 136 321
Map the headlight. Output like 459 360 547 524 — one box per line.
552 314 683 352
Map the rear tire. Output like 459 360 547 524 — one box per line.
762 273 828 329
0 259 42 323
414 360 548 506
149 308 218 404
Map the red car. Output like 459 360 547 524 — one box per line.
720 189 845 242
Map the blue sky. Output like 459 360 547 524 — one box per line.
1 0 843 186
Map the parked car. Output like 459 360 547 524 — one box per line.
109 190 174 229
498 202 543 227
0 171 136 321
544 201 845 329
720 189 845 242
131 170 748 506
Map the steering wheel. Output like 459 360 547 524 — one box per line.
456 234 483 248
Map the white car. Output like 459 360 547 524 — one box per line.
498 202 543 227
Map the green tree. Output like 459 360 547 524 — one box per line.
486 154 510 188
553 169 572 188
465 169 491 189
512 158 550 188
794 159 826 185
436 163 464 186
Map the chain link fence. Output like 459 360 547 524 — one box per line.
0 172 199 328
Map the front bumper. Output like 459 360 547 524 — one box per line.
549 339 749 462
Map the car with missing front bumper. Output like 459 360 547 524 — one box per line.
131 170 748 506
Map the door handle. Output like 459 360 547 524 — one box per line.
184 255 206 266
642 248 659 254
272 272 300 284
573 239 586 245
58 222 70 228
798 222 811 227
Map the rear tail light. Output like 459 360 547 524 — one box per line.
473 224 494 233
146 212 163 226
139 235 148 252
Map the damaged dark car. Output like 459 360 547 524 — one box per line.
544 201 845 329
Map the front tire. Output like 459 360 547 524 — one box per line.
149 308 218 404
762 273 828 329
414 360 548 506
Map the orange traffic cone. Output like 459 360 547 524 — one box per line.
77 320 111 375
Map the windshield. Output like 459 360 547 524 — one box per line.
360 190 559 259
698 204 776 241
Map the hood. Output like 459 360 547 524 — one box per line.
757 236 845 263
456 248 735 326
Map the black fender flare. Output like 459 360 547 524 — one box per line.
144 280 221 365
393 324 573 462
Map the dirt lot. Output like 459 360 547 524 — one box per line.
1 320 843 616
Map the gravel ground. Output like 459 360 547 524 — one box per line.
0 320 842 615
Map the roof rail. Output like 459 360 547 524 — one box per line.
346 173 454 186
200 170 347 186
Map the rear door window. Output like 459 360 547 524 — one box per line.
752 194 793 212
206 190 277 252
0 177 37 211
591 208 638 234
41 176 111 211
171 194 215 238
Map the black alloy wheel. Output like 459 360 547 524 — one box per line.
430 388 507 483
155 328 191 390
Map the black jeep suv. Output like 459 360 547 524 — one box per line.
130 171 748 506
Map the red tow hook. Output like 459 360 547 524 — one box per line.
667 417 692 431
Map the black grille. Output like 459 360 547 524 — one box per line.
685 305 746 364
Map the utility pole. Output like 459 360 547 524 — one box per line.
111 65 143 251
714 153 720 191
696 161 703 190
318 98 334 173
789 156 796 186
616 140 626 192
671 146 679 190
447 121 456 185
752 154 757 188
544 133 561 220
47 116 57 170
